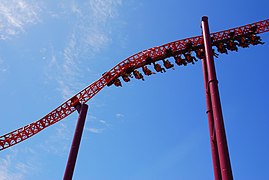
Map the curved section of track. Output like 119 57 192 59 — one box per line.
1 19 268 151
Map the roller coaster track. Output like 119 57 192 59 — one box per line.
1 18 268 151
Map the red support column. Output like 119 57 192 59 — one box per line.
202 57 222 180
63 103 88 180
201 16 233 180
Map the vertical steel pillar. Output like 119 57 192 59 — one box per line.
201 16 233 180
63 103 88 180
202 57 222 180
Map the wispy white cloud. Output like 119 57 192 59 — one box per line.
0 58 8 73
41 1 123 155
0 154 23 180
82 28 110 53
0 147 39 180
70 1 82 15
0 0 41 40
85 115 111 134
44 0 122 100
58 33 83 99
99 119 109 126
116 113 125 118
81 0 122 53
89 0 122 22
40 122 72 156
0 58 9 84
85 127 104 134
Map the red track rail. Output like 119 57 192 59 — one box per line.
1 18 268 151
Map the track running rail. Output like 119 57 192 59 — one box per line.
1 18 268 151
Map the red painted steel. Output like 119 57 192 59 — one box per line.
201 16 233 180
63 103 88 180
0 18 268 151
201 57 222 180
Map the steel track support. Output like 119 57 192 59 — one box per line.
201 16 233 180
63 103 88 180
202 57 222 180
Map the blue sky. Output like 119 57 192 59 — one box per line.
0 0 268 180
